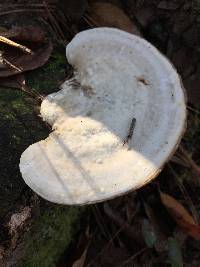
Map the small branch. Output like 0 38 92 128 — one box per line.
0 9 45 17
43 1 66 42
3 58 22 72
123 117 136 146
179 145 200 180
0 36 32 54
121 247 149 266
22 84 44 104
103 203 138 240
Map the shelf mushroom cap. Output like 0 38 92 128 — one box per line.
19 28 186 205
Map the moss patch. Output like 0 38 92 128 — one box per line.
18 205 84 267
0 47 83 266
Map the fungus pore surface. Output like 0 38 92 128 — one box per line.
20 28 186 205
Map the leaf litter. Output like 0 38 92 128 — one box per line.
0 26 52 99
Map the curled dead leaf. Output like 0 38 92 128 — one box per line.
0 74 25 89
0 26 46 43
0 42 52 77
160 191 200 240
0 27 52 79
85 2 141 36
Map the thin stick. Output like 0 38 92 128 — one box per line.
168 163 199 223
179 145 200 179
0 36 32 54
170 155 189 168
55 9 76 37
3 58 22 72
0 9 45 17
123 118 136 145
43 1 66 41
122 247 148 266
0 3 55 8
84 13 100 27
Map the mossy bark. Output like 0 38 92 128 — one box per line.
0 48 84 266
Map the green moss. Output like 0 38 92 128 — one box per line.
18 205 84 267
0 47 84 266
27 48 67 95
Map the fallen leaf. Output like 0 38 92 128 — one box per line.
168 237 183 267
0 42 52 77
86 2 141 36
0 74 25 89
0 26 46 43
160 191 200 240
0 26 52 78
72 246 88 267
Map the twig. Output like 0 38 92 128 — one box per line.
170 155 189 168
0 9 45 17
179 145 200 179
0 36 32 54
83 14 98 27
43 1 66 42
121 247 149 266
87 203 139 267
123 117 136 145
187 105 200 115
21 83 44 103
0 3 55 8
103 203 138 240
94 204 112 238
84 13 100 27
168 163 199 223
55 10 75 37
87 224 125 267
3 58 22 72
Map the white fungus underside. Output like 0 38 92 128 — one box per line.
20 28 186 205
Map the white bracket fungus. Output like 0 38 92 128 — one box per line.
19 28 186 205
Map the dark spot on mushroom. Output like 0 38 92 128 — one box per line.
82 85 95 98
136 76 150 85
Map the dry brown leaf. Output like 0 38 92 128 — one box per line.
0 42 52 77
0 74 25 89
86 2 141 36
160 191 200 240
0 26 46 43
72 246 88 267
0 27 52 78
